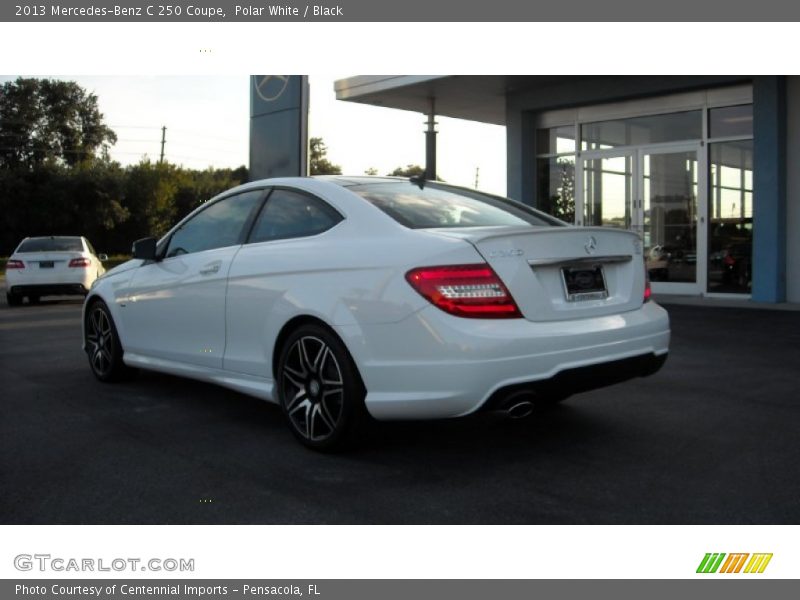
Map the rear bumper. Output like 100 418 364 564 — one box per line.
337 301 670 420
8 283 89 297
480 352 667 412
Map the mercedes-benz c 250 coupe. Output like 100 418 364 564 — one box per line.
83 176 670 450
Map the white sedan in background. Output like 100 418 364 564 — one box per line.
83 176 670 450
5 236 106 306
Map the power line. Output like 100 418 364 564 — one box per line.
167 153 233 163
167 142 245 154
2 122 244 147
108 124 162 130
113 138 162 143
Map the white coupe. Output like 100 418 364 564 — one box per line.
83 176 670 450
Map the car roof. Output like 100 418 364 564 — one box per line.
232 175 416 191
313 175 406 187
23 235 83 240
211 175 429 202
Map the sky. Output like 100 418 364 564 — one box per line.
1 75 507 195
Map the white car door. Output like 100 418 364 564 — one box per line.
121 190 265 369
223 187 344 376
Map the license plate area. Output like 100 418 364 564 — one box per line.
39 261 54 269
561 266 608 302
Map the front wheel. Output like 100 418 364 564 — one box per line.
276 324 367 451
85 300 132 382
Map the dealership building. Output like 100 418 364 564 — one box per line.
334 76 799 304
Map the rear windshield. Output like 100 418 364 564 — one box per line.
17 238 83 252
349 182 563 229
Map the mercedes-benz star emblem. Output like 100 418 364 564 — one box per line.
584 236 598 255
254 75 290 102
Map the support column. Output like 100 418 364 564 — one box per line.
752 76 787 302
505 105 535 205
425 99 437 180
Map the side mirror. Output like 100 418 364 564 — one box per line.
98 253 108 262
132 237 158 261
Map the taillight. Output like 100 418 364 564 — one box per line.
5 259 24 269
405 264 522 319
69 257 91 268
644 264 652 303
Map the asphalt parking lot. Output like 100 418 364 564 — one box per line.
1 295 798 524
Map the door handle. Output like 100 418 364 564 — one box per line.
199 263 221 276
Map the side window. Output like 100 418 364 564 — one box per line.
249 189 342 244
166 191 263 258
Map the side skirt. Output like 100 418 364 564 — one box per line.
123 352 276 403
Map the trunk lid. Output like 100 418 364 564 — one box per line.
429 225 647 322
14 251 85 275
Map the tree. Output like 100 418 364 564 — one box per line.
0 77 117 170
364 167 378 176
113 160 249 249
309 137 341 175
171 165 248 222
550 157 575 222
121 160 180 239
0 161 129 255
388 164 425 177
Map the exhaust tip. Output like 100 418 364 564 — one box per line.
482 388 538 418
506 400 533 419
500 389 536 419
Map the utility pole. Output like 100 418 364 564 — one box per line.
159 126 166 163
474 167 480 189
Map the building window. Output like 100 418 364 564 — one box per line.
581 110 702 150
583 155 632 229
537 156 575 222
537 125 576 155
536 126 576 222
709 105 753 139
534 97 754 296
707 140 753 294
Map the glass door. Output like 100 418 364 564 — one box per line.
577 144 704 294
639 145 704 294
581 152 634 230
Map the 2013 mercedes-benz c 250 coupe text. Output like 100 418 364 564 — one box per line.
83 176 670 450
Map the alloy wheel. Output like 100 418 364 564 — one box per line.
86 305 114 377
281 335 345 443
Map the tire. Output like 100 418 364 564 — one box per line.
84 299 131 382
6 292 22 307
276 324 367 451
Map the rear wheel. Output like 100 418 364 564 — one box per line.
85 300 131 382
276 324 367 451
6 292 22 307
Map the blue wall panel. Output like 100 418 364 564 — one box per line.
752 76 787 302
